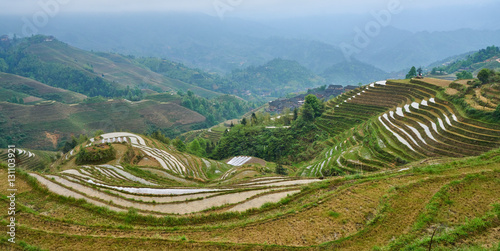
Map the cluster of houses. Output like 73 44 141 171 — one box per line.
267 84 358 113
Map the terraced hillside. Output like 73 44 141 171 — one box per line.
18 132 318 218
0 99 206 150
2 147 499 250
0 73 87 104
303 79 500 177
0 148 58 172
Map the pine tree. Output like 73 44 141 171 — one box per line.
406 66 417 79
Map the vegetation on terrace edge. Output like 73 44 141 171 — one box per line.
1 146 499 250
445 69 500 122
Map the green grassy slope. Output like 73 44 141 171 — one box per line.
0 72 87 103
0 99 206 150
22 37 222 98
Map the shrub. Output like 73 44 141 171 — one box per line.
328 210 341 218
75 143 116 165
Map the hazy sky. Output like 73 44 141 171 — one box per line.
2 0 498 18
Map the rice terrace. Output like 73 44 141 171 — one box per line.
1 75 499 250
1 2 500 250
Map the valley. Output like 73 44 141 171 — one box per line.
0 5 500 249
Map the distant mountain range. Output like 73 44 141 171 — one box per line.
1 13 499 77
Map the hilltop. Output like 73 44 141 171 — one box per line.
0 35 221 99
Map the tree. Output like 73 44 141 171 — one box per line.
0 58 8 72
251 112 258 125
304 94 324 118
9 96 18 104
493 104 500 121
456 71 473 80
181 98 193 110
477 68 492 84
94 130 104 137
293 108 298 121
241 118 247 126
172 137 186 152
301 102 315 122
417 67 423 76
150 130 170 144
406 66 417 79
188 139 205 156
275 164 288 175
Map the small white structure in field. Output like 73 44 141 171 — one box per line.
227 156 252 166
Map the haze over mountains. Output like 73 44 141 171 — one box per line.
1 0 499 84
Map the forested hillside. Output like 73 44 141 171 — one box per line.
0 35 221 99
228 58 326 98
432 45 500 75
139 57 328 100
